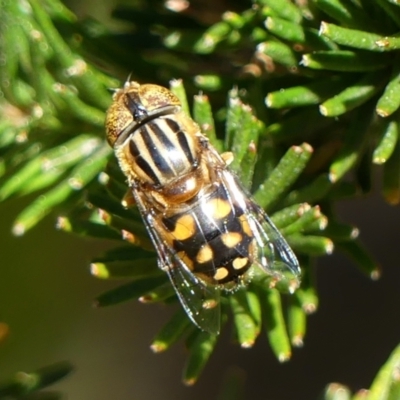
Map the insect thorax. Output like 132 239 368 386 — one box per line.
115 111 209 204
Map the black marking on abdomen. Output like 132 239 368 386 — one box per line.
161 191 254 285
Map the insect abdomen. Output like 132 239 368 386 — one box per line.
156 184 256 286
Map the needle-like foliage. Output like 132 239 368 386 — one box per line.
0 0 399 396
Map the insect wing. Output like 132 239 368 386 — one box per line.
247 208 301 288
163 252 221 335
132 189 221 335
219 169 301 289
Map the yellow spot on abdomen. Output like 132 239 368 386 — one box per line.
232 257 249 270
221 232 242 248
213 267 229 281
204 198 231 220
172 214 196 240
239 214 253 237
196 244 213 263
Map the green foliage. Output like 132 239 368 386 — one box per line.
0 359 73 400
322 343 400 400
211 343 400 400
0 324 73 399
0 0 399 397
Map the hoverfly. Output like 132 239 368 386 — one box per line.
105 81 300 335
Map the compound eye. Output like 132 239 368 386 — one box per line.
105 97 134 147
138 84 181 112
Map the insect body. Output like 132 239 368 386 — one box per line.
105 81 300 334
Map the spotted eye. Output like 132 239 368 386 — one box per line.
105 95 134 147
138 84 181 112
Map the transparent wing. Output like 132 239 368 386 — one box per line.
218 169 301 290
132 188 221 335
162 253 221 335
246 206 301 289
